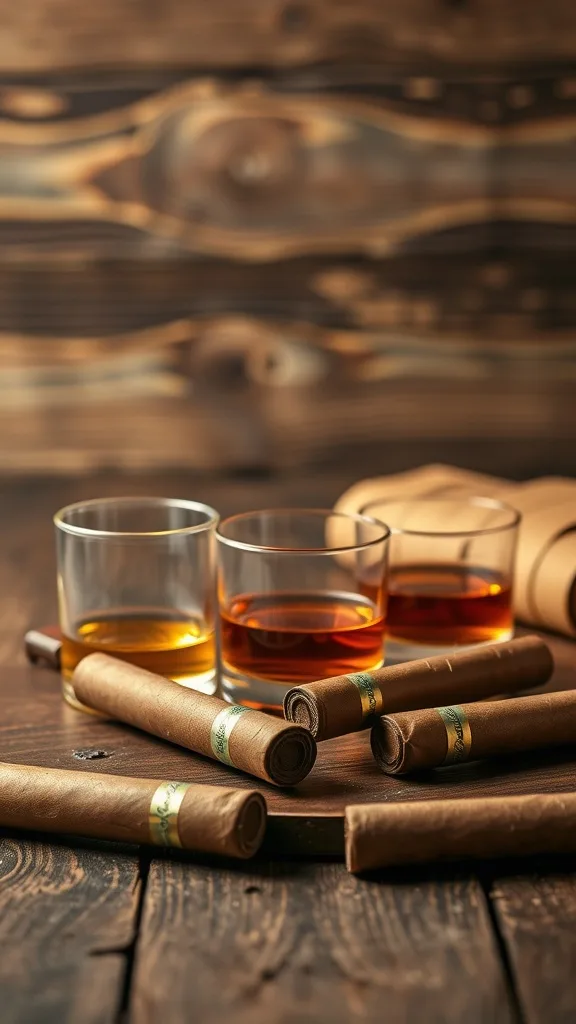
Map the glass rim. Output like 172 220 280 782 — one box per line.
53 496 219 539
360 495 521 538
215 507 391 554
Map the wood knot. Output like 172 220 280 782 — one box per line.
279 2 310 33
149 112 304 223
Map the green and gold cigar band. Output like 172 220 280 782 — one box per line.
435 705 472 765
210 704 252 767
346 671 384 721
149 780 191 848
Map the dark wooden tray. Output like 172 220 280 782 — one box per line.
4 629 576 857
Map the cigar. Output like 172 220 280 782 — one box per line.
24 627 62 670
72 654 316 787
283 635 553 741
0 762 266 859
345 793 576 873
371 689 576 775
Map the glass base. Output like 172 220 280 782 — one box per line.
62 678 109 716
219 667 298 712
384 630 515 666
62 668 217 714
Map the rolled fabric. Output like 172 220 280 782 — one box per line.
0 762 266 859
72 654 316 788
283 635 553 741
346 793 576 873
371 689 576 775
335 463 576 637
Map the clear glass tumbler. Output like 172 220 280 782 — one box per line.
361 496 520 664
54 497 219 711
216 509 390 710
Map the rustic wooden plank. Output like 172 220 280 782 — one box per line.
490 871 576 1024
1 71 574 132
130 860 515 1023
0 82 495 261
0 373 574 476
2 0 576 72
0 255 573 475
0 255 574 339
0 833 140 1024
0 74 574 260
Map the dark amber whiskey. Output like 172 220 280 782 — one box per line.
61 612 216 710
386 563 513 648
220 591 385 683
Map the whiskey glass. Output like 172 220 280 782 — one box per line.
54 497 219 711
361 496 520 664
216 509 390 710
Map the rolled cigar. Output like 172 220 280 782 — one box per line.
283 635 553 741
72 654 316 787
24 626 62 670
0 762 266 859
346 792 576 873
371 689 576 775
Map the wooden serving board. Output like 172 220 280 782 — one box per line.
3 629 576 857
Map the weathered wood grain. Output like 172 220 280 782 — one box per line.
491 872 576 1024
0 252 574 475
2 0 576 72
0 83 492 260
0 834 140 1024
0 255 574 339
0 378 574 475
0 77 574 260
130 860 514 1024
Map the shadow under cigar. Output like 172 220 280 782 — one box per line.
398 744 576 787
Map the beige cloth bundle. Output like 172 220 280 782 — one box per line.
335 464 576 637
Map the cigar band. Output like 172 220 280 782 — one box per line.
346 672 384 720
436 706 472 765
210 704 252 767
149 781 190 848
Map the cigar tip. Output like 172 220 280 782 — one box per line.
267 725 317 786
237 792 267 858
370 718 404 775
283 688 319 738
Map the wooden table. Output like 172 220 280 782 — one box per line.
1 472 576 1024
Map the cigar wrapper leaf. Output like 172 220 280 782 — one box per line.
0 762 266 859
72 654 317 788
345 793 576 873
283 635 553 741
371 689 576 775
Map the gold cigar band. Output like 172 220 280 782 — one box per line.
436 705 472 765
210 704 252 767
346 672 384 720
149 781 191 848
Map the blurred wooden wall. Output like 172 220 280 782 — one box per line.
0 0 575 477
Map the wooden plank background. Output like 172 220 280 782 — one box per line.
0 5 574 478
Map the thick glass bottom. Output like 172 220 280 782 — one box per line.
384 629 515 666
219 668 292 712
220 658 385 712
